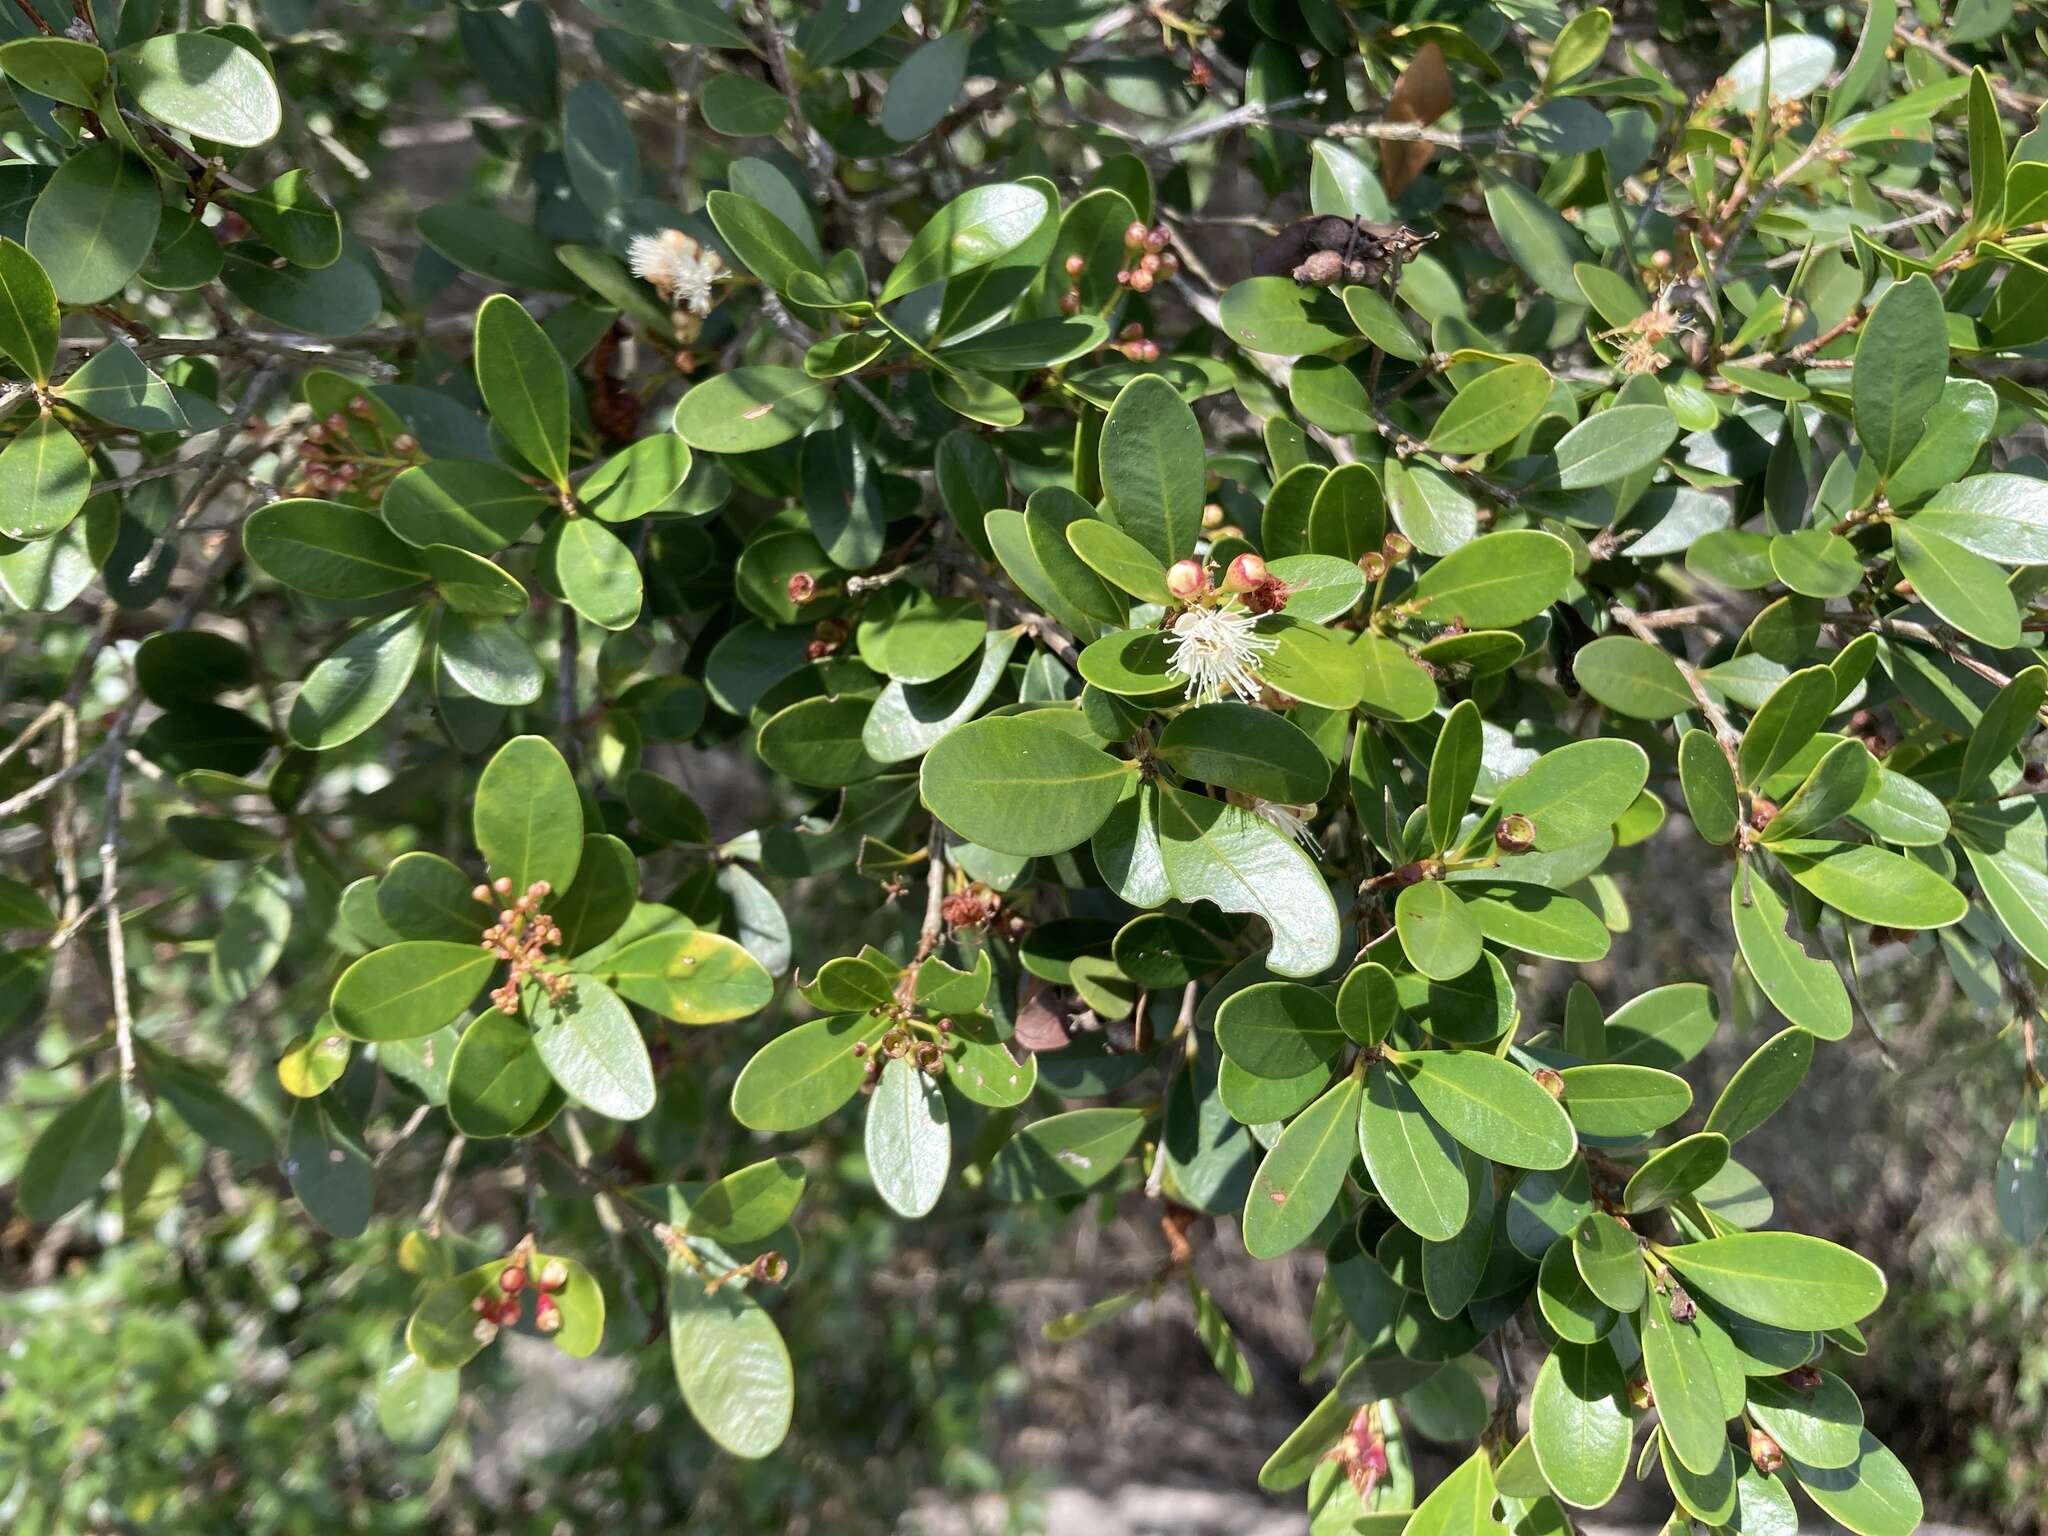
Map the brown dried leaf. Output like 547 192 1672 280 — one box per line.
1012 979 1074 1053
1380 41 1453 199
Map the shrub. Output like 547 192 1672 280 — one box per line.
4 0 2048 1531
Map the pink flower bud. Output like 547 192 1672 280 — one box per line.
1165 560 1208 600
1223 553 1268 593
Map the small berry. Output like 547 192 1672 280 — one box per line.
1495 813 1537 853
1064 254 1086 277
1749 1428 1786 1475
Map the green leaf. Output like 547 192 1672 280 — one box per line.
439 612 543 707
1641 1297 1730 1475
55 342 188 431
921 715 1128 857
687 1155 806 1245
1537 1235 1615 1343
1428 360 1550 455
1961 665 2047 794
1401 1050 1576 1170
879 182 1050 303
1404 1449 1506 1536
1738 665 1835 789
881 30 967 142
988 1107 1148 1200
1155 701 1329 805
672 366 830 452
376 1353 459 1451
1483 171 1590 297
865 1058 950 1217
224 170 342 269
0 414 91 540
1894 522 2020 649
1219 276 1354 356
0 237 57 383
24 142 159 304
1729 865 1851 1040
1545 7 1612 87
284 1098 371 1237
1770 839 1966 929
330 941 494 1042
700 73 787 137
1156 784 1339 978
287 604 429 750
1704 1028 1812 1142
1769 529 1862 599
1573 636 1693 719
1622 1130 1729 1211
1787 1430 1923 1536
1554 1063 1692 1138
582 434 691 524
528 974 653 1120
20 1077 122 1224
1427 699 1482 854
1066 518 1170 602
1357 632 1440 721
120 32 281 146
220 245 381 337
448 1011 555 1137
475 294 570 488
1395 881 1482 981
1679 729 1740 844
1853 274 1947 476
1358 1061 1468 1242
863 629 1021 764
1099 374 1204 564
1759 739 1878 843
598 927 772 1023
383 462 545 554
706 190 820 293
1552 402 1679 489
1961 842 2048 970
856 589 988 683
1494 739 1650 850
668 1275 794 1460
549 517 644 629
1573 1212 1646 1311
1530 1342 1632 1508
1661 1232 1886 1330
1242 1075 1362 1260
1409 530 1573 629
474 734 584 898
1216 981 1345 1079
0 37 106 107
730 1014 888 1132
1748 1368 1864 1470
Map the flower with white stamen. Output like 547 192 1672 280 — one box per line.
1166 601 1276 703
1252 799 1322 855
627 229 726 315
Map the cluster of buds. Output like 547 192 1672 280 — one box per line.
940 883 1001 932
806 616 849 661
288 394 419 499
471 1252 571 1345
1358 531 1412 582
1115 322 1162 364
853 1019 951 1092
477 877 568 1014
1494 812 1537 854
1117 221 1177 295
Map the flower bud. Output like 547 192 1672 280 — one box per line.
1059 291 1081 315
472 884 493 903
1064 254 1086 277
1165 559 1209 600
1495 813 1536 853
1124 220 1149 248
1144 226 1171 253
1202 503 1225 529
537 1258 570 1292
473 1319 499 1344
534 1294 562 1334
1128 269 1153 294
1222 553 1268 593
1748 1427 1786 1475
494 876 513 896
499 1264 526 1294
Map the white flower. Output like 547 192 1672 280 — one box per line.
627 229 726 315
1166 602 1276 704
1251 799 1322 855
